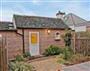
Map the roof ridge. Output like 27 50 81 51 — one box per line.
68 13 87 21
13 14 61 20
0 21 13 23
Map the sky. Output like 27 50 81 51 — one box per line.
0 0 90 21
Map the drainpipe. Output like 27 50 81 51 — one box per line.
22 29 25 54
16 29 25 54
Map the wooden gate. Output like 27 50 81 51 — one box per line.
0 37 8 71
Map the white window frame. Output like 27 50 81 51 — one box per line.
55 32 61 40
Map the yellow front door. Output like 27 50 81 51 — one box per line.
29 32 39 56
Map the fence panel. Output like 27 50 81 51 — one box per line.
75 38 90 55
0 38 8 71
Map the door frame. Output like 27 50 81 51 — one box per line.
29 32 40 56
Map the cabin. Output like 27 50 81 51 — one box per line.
0 14 68 59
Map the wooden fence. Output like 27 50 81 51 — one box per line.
0 37 8 71
75 38 90 55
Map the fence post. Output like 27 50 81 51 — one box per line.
0 35 3 71
73 31 76 54
0 35 8 71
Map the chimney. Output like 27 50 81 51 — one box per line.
56 11 65 20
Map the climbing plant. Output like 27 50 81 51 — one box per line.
62 29 72 47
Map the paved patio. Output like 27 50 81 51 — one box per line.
63 61 90 71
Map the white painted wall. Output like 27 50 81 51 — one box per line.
69 25 86 32
56 15 64 20
69 25 75 30
75 26 86 32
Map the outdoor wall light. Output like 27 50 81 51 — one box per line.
47 30 51 34
0 34 2 38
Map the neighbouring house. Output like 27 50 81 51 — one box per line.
84 21 90 31
74 21 90 32
63 13 87 32
75 21 90 38
0 14 68 59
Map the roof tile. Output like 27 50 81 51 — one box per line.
13 14 68 29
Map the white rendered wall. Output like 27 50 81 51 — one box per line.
75 26 86 32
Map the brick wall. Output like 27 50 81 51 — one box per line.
23 29 65 54
0 29 65 59
0 31 22 59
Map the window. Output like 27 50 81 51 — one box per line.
8 24 13 29
55 32 60 40
9 27 13 29
31 33 37 44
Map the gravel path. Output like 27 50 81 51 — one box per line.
30 56 90 71
30 56 62 71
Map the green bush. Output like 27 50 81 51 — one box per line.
57 47 90 65
23 52 31 58
57 47 74 65
57 57 66 64
62 47 73 60
57 54 72 65
9 61 34 71
15 55 24 61
70 54 90 64
57 54 66 64
44 45 62 56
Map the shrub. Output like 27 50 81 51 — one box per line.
62 47 73 60
57 57 66 64
58 48 90 65
44 45 62 56
57 54 72 65
23 52 31 58
70 54 90 64
57 47 74 65
57 54 66 64
9 61 34 71
15 55 24 61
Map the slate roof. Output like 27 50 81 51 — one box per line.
86 21 90 27
0 21 16 30
64 13 87 26
75 21 90 27
13 14 68 29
